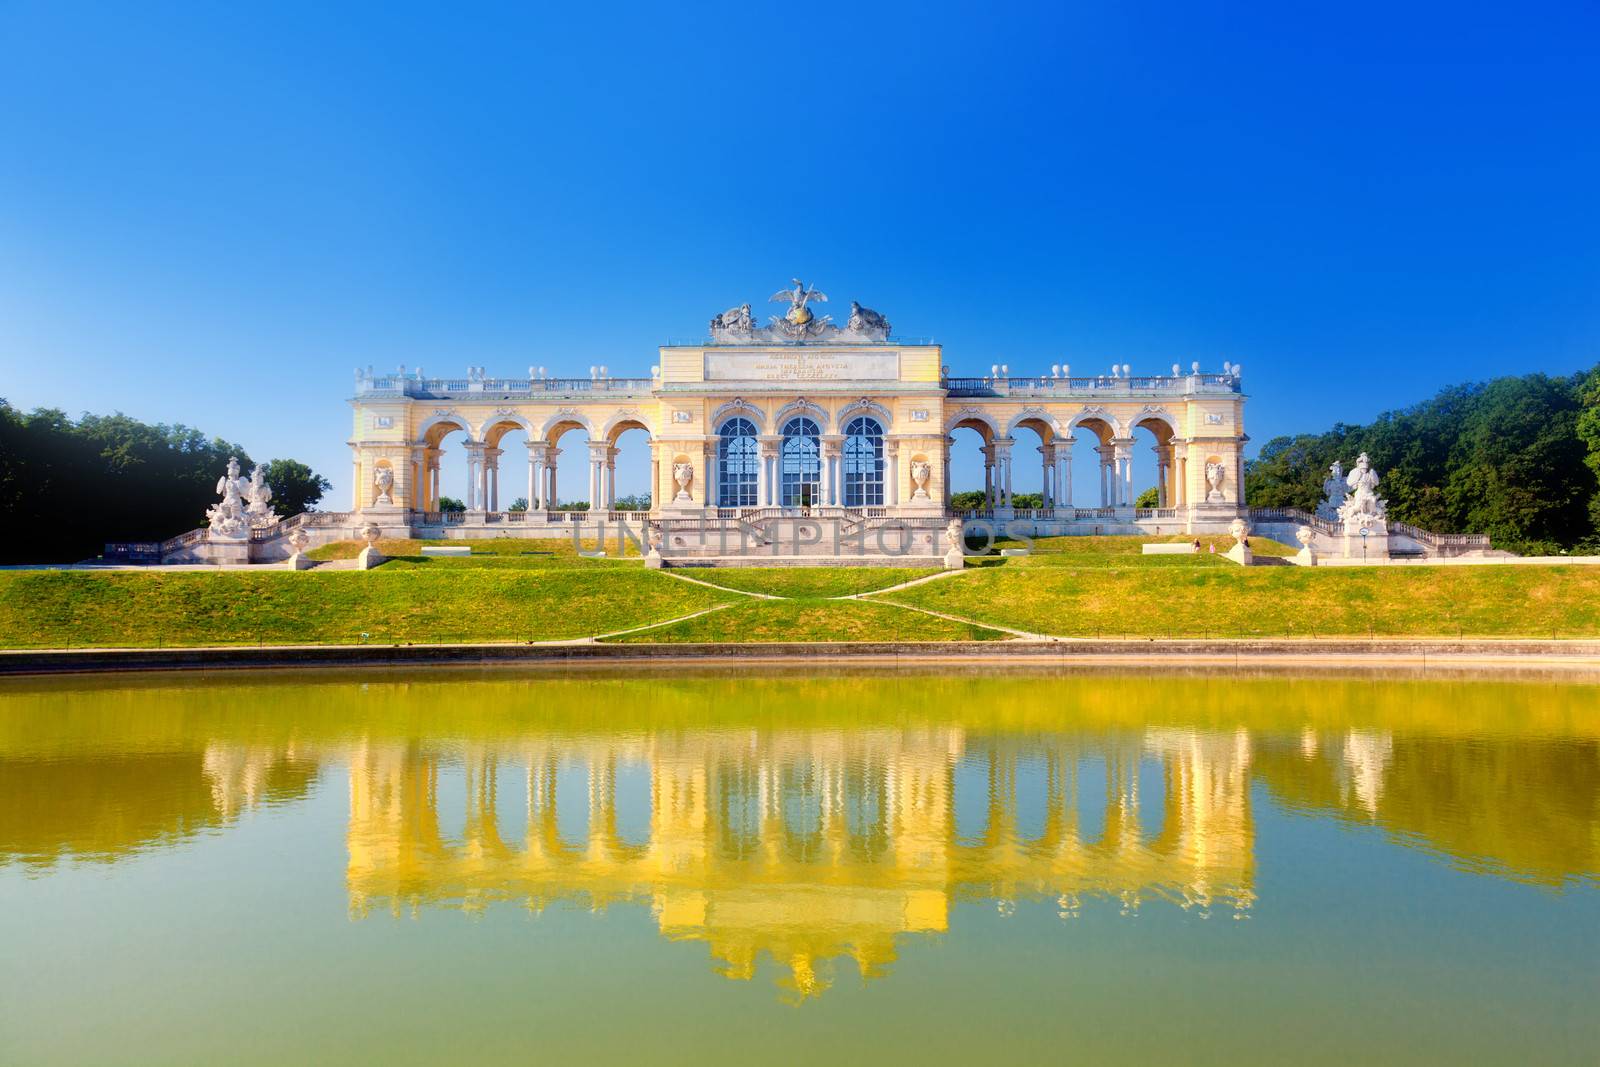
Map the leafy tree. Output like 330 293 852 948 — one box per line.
1578 366 1600 534
1246 365 1600 554
262 459 331 517
507 497 528 512
950 490 988 510
0 401 331 563
437 496 465 512
612 493 651 511
1135 487 1159 508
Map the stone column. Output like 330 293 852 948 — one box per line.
1056 441 1072 510
885 441 900 506
1039 445 1055 508
528 444 547 512
982 444 995 508
650 444 661 513
463 443 484 511
1154 445 1169 508
485 447 502 512
605 446 617 509
1117 440 1134 507
991 438 1014 510
703 441 717 508
546 447 561 508
588 443 606 512
350 452 362 511
1096 447 1108 506
943 437 954 505
758 436 782 508
821 436 844 507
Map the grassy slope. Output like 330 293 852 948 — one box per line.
875 555 1600 637
0 568 734 647
607 598 1005 643
6 535 1596 649
668 567 937 598
307 536 643 562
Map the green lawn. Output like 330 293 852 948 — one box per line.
0 568 734 648
606 598 1006 643
667 566 938 598
872 558 1600 638
6 535 1597 649
975 533 1297 566
307 536 642 564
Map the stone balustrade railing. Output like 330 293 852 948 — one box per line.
944 374 1241 398
1389 521 1491 548
355 372 1241 401
1247 506 1340 535
356 376 656 399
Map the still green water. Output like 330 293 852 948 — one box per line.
1 668 1597 1065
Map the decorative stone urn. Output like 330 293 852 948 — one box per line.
943 517 966 571
644 524 664 569
910 460 932 500
1224 517 1252 567
372 466 395 507
671 461 695 505
1294 526 1317 567
286 527 314 571
356 523 384 570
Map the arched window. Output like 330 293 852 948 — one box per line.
842 415 884 507
718 418 759 507
780 417 821 507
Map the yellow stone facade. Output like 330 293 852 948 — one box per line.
347 340 1249 534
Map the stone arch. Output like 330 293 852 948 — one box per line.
1127 407 1179 442
835 398 893 434
943 408 1000 441
1005 411 1065 507
773 397 828 430
478 412 535 446
1065 407 1123 442
540 411 593 445
1005 408 1066 443
601 410 654 444
416 413 477 447
709 398 766 434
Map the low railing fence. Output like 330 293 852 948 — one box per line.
1248 506 1339 534
944 374 1241 397
1390 521 1491 548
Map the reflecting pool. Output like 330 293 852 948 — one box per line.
2 668 1598 1064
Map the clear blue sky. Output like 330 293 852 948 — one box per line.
3 2 1597 506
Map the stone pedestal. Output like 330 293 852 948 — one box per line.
287 552 315 571
1225 543 1252 567
942 520 966 571
1343 525 1390 562
356 546 384 570
198 536 251 566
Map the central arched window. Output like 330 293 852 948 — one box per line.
842 415 885 507
780 417 821 507
718 418 759 507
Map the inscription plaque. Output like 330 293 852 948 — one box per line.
704 349 899 382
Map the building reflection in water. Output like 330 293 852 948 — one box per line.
4 676 1598 1000
344 727 1258 997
